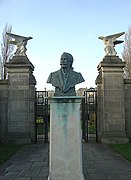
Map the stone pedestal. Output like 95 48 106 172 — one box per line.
96 56 129 144
48 97 84 180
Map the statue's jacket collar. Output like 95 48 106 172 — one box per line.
50 68 79 93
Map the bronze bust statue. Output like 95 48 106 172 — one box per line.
47 52 85 96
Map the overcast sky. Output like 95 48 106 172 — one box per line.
0 0 131 90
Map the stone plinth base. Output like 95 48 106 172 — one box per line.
0 132 35 144
101 133 129 144
0 137 32 144
48 97 84 180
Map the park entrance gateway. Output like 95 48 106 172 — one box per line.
0 31 130 146
35 88 97 143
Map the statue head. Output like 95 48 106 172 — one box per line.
60 52 73 68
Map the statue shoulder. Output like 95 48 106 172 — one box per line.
72 70 85 83
51 69 61 76
46 69 60 83
73 70 83 76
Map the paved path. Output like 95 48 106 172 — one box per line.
0 142 131 180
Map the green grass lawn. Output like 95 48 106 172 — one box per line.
109 143 131 163
0 143 24 165
88 124 96 134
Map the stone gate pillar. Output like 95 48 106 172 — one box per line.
5 56 36 144
96 56 129 144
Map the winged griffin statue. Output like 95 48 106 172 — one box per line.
6 33 33 56
98 32 125 56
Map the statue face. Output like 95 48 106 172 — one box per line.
60 54 72 68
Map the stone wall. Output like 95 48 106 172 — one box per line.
124 79 131 142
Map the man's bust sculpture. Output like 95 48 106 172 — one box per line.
47 52 85 96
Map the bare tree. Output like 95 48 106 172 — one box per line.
0 23 14 79
122 26 131 79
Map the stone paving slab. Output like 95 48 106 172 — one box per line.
0 142 131 180
83 143 131 180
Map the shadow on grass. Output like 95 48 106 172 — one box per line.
0 143 24 165
109 143 131 163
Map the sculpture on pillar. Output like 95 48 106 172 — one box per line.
98 32 125 56
47 52 85 96
6 33 33 56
